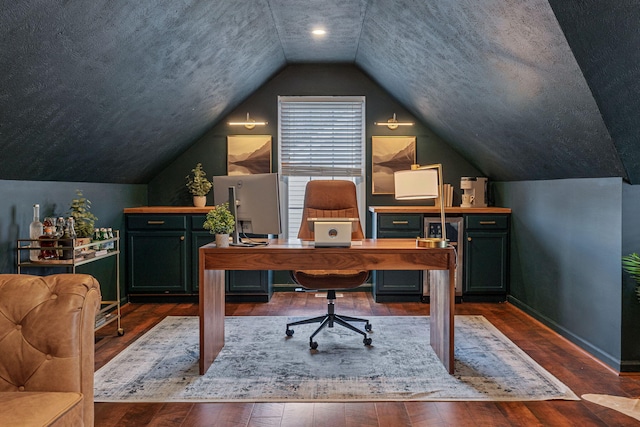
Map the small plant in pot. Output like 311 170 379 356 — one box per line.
621 253 640 303
203 202 236 247
68 190 98 244
186 163 212 207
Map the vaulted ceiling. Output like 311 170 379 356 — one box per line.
1 1 638 184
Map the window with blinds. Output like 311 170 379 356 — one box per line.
278 96 366 239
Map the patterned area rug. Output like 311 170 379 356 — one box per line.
94 315 578 402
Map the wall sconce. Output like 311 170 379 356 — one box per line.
228 113 268 130
374 113 414 130
394 163 448 248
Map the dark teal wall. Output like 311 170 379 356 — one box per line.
621 183 640 370
148 63 483 237
0 180 147 302
496 177 640 371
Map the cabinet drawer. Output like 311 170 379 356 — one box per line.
191 215 207 231
465 215 508 230
378 214 422 232
127 215 187 230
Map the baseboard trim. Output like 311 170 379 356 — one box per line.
508 295 627 372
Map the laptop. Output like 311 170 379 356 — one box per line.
310 218 356 247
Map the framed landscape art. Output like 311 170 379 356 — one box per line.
371 136 416 194
227 135 272 175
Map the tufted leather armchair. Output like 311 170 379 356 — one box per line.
0 274 101 427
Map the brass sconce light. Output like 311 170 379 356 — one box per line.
228 113 268 130
374 113 414 130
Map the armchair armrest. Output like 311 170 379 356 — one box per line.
0 274 101 426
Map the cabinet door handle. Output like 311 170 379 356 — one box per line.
147 220 165 225
392 221 409 225
180 236 185 241
479 221 496 225
467 237 472 242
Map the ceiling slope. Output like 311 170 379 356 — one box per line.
547 0 640 184
356 0 626 182
0 0 285 183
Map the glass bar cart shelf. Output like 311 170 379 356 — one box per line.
16 230 124 336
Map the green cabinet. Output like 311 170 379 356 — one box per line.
371 209 511 303
190 214 215 295
225 269 273 302
463 215 509 301
371 213 424 302
190 215 272 302
126 215 189 294
126 213 272 302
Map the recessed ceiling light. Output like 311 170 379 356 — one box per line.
312 28 326 36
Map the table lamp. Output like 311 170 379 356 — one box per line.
394 163 448 248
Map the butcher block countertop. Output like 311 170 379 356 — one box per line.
368 206 511 214
124 206 512 215
124 206 215 214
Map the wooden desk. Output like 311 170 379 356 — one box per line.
198 239 456 375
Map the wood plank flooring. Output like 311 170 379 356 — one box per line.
94 292 640 426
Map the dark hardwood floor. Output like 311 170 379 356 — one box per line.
94 292 640 426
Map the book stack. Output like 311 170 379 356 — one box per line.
435 184 454 207
95 311 111 328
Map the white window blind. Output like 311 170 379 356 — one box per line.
278 96 366 239
279 97 365 177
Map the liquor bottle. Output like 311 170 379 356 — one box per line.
38 218 58 260
100 227 108 250
106 227 115 250
55 217 66 237
29 204 43 262
93 227 104 251
60 217 76 260
55 217 66 257
68 217 77 240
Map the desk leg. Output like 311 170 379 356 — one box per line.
199 269 225 375
428 268 455 374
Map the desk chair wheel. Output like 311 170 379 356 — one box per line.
286 328 294 337
363 337 372 346
365 323 372 332
310 340 318 350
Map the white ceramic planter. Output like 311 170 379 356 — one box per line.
215 233 229 247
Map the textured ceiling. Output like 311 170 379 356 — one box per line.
356 0 625 181
1 0 638 184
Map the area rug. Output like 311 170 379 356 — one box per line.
94 315 578 402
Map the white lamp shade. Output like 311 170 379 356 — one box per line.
394 169 439 200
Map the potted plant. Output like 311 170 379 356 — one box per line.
203 202 236 247
68 190 98 244
622 253 640 303
186 163 212 207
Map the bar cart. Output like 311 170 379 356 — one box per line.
16 231 124 336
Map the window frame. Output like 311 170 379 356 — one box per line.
277 96 366 239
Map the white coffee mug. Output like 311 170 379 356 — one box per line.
461 194 475 206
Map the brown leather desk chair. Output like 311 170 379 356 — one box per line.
285 180 372 349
